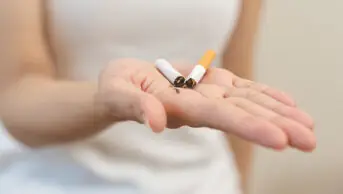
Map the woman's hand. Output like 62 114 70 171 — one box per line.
177 66 315 152
98 59 316 152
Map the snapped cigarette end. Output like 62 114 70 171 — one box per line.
155 58 185 87
185 78 197 89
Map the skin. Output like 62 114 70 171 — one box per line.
0 0 315 192
222 0 263 192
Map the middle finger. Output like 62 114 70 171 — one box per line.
228 97 316 151
226 87 314 129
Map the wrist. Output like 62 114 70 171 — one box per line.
93 84 114 126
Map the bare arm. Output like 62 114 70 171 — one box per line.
0 0 113 147
222 0 263 192
1 1 314 161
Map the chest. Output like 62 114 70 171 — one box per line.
47 0 240 47
46 0 241 80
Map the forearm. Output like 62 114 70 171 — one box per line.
223 61 254 192
0 75 113 147
223 46 254 192
228 136 254 193
222 0 262 192
223 1 262 79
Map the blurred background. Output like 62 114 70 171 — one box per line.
251 0 342 194
0 0 342 194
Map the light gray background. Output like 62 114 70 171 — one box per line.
251 1 342 194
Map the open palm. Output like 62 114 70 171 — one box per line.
99 59 316 152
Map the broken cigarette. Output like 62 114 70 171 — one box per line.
155 59 185 87
185 50 216 88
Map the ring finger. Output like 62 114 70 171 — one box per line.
226 87 314 129
227 97 316 151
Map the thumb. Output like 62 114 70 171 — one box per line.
100 79 167 133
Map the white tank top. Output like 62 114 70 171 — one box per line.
45 1 242 194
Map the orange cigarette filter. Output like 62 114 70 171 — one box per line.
198 50 216 69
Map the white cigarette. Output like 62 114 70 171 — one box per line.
186 65 207 83
155 59 185 87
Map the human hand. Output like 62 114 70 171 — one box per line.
97 59 315 151
176 64 315 152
